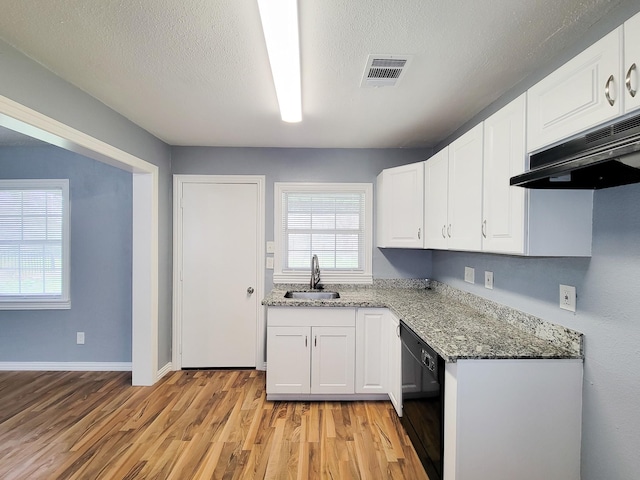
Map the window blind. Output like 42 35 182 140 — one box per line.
0 184 65 298
282 191 365 271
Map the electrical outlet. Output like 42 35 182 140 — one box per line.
559 285 576 312
464 266 475 284
485 271 494 289
76 332 85 345
266 257 274 269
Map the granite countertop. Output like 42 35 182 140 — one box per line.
262 280 583 363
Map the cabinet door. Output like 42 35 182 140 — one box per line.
381 162 425 248
624 11 640 113
424 147 449 249
482 94 526 254
387 313 402 417
355 309 388 394
528 27 623 152
266 326 311 394
448 123 483 251
311 326 355 394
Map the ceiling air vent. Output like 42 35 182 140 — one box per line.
360 55 412 88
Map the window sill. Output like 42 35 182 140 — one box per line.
0 300 71 310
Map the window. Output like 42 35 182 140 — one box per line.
274 183 372 284
0 179 70 309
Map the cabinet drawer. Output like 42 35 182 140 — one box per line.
267 307 356 327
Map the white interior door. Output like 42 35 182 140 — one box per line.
180 181 258 368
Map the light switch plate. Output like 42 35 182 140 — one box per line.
559 284 576 312
266 241 275 254
266 257 274 269
464 266 475 284
76 332 85 345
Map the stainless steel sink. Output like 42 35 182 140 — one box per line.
284 290 340 300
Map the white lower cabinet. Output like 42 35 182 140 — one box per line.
266 307 356 397
311 326 355 394
387 311 402 416
267 325 312 394
355 308 389 394
267 306 402 403
444 359 583 480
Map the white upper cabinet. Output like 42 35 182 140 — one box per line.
424 147 449 249
482 94 527 254
448 124 484 251
424 124 483 252
482 94 594 256
424 147 450 249
624 11 640 113
527 27 623 152
376 162 425 248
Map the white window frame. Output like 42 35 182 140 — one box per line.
0 179 71 310
274 182 373 285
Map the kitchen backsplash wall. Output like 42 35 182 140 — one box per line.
0 146 133 363
171 146 434 290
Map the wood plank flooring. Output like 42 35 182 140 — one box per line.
0 370 428 479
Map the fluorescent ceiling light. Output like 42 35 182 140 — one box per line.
257 0 302 123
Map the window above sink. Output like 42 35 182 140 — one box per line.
273 182 373 285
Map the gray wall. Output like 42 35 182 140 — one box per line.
171 147 434 290
0 146 132 362
0 39 173 366
427 2 640 479
431 184 640 480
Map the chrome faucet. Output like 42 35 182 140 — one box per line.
310 254 321 289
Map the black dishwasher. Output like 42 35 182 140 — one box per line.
400 322 445 480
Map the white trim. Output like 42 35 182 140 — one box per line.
273 182 373 285
172 175 266 371
0 94 159 386
0 362 132 371
156 362 173 380
132 173 159 386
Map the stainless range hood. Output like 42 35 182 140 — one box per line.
510 112 640 189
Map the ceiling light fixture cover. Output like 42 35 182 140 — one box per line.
257 0 302 123
361 55 412 88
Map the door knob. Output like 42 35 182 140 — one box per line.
247 287 254 294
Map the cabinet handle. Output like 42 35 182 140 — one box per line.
396 324 400 337
314 335 317 347
482 220 487 238
305 336 307 347
626 63 637 98
605 74 616 106
447 224 452 238
441 225 446 238
417 227 421 240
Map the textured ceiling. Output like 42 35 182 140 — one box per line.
0 0 628 148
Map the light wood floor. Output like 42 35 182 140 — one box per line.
0 369 428 479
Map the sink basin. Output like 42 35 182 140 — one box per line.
284 290 340 300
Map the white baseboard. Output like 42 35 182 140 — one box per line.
0 362 132 371
156 362 172 380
